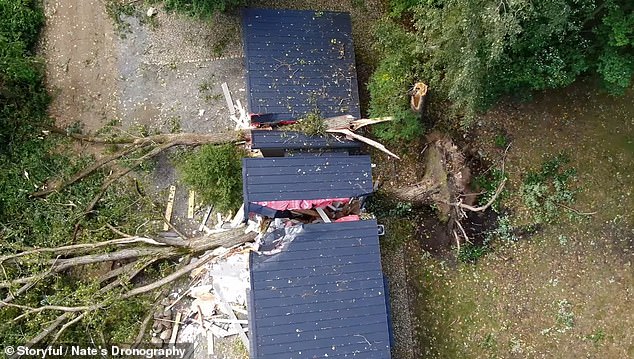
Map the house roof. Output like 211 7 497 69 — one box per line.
250 130 361 152
242 155 373 215
248 220 392 358
242 8 361 121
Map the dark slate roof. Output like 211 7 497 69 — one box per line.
242 8 361 121
248 220 392 358
242 155 373 213
250 130 361 151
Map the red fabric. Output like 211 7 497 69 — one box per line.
255 198 350 211
334 215 360 222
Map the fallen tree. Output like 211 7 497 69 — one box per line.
0 226 256 347
3 116 393 346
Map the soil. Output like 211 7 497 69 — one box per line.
41 0 120 132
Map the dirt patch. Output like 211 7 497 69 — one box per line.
41 0 121 132
114 11 244 134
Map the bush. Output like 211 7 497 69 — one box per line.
458 242 489 263
177 144 245 212
0 0 45 48
368 20 424 143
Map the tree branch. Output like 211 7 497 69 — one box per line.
0 237 166 265
453 178 507 212
31 143 146 198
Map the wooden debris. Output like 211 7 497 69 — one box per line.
165 288 191 311
214 283 250 353
196 305 205 328
187 190 195 219
208 322 248 338
207 330 214 355
230 204 245 228
315 207 331 223
199 206 213 232
290 208 320 218
163 185 176 231
210 318 248 324
327 128 400 159
215 213 223 230
221 82 235 115
169 312 181 345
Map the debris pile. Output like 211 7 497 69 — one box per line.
151 245 253 355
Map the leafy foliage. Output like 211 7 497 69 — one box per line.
367 20 424 142
161 0 245 18
0 0 48 154
0 1 165 346
177 144 245 212
0 136 162 346
284 111 327 135
520 154 577 224
370 0 634 127
458 242 489 263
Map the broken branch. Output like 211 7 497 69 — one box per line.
453 178 507 212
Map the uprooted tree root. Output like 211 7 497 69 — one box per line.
390 132 507 250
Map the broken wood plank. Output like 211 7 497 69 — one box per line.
187 190 195 219
315 207 331 223
169 311 182 345
326 128 401 159
207 322 248 338
163 185 176 231
221 82 235 115
213 283 250 353
230 204 245 228
207 330 214 355
235 99 249 130
290 208 320 218
199 206 213 231
214 212 223 230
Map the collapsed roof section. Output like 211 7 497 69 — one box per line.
248 219 392 358
242 8 361 122
242 155 373 217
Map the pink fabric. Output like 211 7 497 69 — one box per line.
255 198 350 211
334 215 360 222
